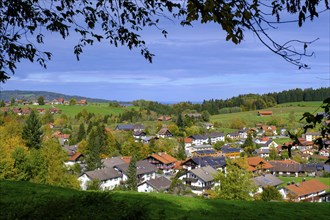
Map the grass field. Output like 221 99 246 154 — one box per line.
0 180 329 220
278 177 330 190
210 101 322 128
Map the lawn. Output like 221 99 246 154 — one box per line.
0 180 329 220
278 176 330 189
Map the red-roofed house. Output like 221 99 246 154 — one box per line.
246 156 273 173
258 111 273 116
145 152 177 172
282 179 329 202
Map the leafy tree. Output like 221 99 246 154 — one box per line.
11 146 30 181
41 109 54 124
211 159 256 201
69 98 77 106
10 98 15 106
176 139 186 160
22 110 43 149
268 147 279 160
201 110 210 122
0 100 5 107
37 96 45 105
261 186 283 201
126 155 137 191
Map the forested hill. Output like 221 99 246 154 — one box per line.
199 87 329 114
0 90 112 103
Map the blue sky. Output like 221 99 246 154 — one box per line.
1 9 329 102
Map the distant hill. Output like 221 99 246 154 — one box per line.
0 90 115 103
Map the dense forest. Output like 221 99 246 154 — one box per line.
134 87 329 116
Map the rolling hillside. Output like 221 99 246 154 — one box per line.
0 180 329 220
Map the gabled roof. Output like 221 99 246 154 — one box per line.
247 157 273 171
102 156 127 168
194 150 217 155
68 152 83 161
183 156 226 169
115 160 157 175
189 134 208 140
116 124 144 131
184 138 193 143
149 152 177 165
208 132 225 138
85 167 122 181
157 127 172 135
253 174 283 188
143 176 172 191
190 166 217 182
285 179 329 197
221 146 240 153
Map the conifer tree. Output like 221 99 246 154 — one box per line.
22 110 42 149
126 155 137 191
77 123 86 143
176 113 184 130
85 127 102 171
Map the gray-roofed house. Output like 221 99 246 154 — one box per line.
102 156 127 168
182 156 226 171
186 144 213 157
114 160 157 183
138 176 172 193
115 124 145 132
253 174 283 194
208 132 225 143
181 165 218 195
189 134 209 145
254 148 270 158
78 167 122 190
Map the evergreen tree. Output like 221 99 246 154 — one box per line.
126 155 137 191
176 139 186 160
176 113 184 130
242 133 256 156
22 110 42 149
77 123 86 143
85 127 102 171
0 100 4 107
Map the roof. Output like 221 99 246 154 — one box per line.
144 176 172 191
194 150 217 155
285 179 329 197
184 138 193 144
268 161 318 173
157 116 172 121
183 156 226 169
68 152 82 161
258 111 273 115
102 156 127 168
208 132 225 138
115 160 157 175
85 167 122 181
247 157 273 171
221 146 240 153
157 127 172 135
149 152 177 165
253 174 283 188
115 124 144 131
190 166 217 182
189 134 208 140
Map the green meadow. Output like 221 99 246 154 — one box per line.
1 180 329 220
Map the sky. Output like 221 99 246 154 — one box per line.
1 7 329 102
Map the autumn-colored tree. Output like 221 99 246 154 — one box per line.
261 186 283 201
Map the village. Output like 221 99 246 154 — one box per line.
2 96 328 203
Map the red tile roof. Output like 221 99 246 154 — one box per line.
285 179 329 197
150 152 177 165
69 152 82 161
184 138 193 143
247 156 273 171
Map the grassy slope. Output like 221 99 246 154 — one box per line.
0 180 329 220
210 101 322 128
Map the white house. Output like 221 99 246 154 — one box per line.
138 176 172 193
180 165 218 195
208 132 225 144
78 167 122 190
185 144 213 157
189 134 209 145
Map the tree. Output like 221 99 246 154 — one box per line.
69 98 77 106
241 133 256 156
261 186 283 201
22 110 43 149
37 96 45 105
2 1 326 82
0 100 5 107
211 159 256 201
41 109 54 124
85 127 102 171
176 113 184 130
76 123 86 143
126 155 137 191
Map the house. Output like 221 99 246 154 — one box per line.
102 156 128 168
268 160 319 177
259 139 279 150
182 156 226 171
204 123 214 130
282 179 329 202
304 132 321 142
221 145 241 158
78 167 122 190
133 131 147 141
260 125 277 136
49 107 60 114
145 152 177 172
189 134 209 145
52 131 70 146
181 165 218 195
186 113 202 119
157 115 172 121
226 132 240 140
258 111 273 116
64 152 84 167
193 150 217 157
208 132 225 143
184 138 193 148
252 174 283 194
115 124 145 132
138 176 172 193
254 148 270 158
157 127 173 138
185 144 213 156
114 160 157 184
246 156 273 173
52 98 64 105
76 99 87 105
